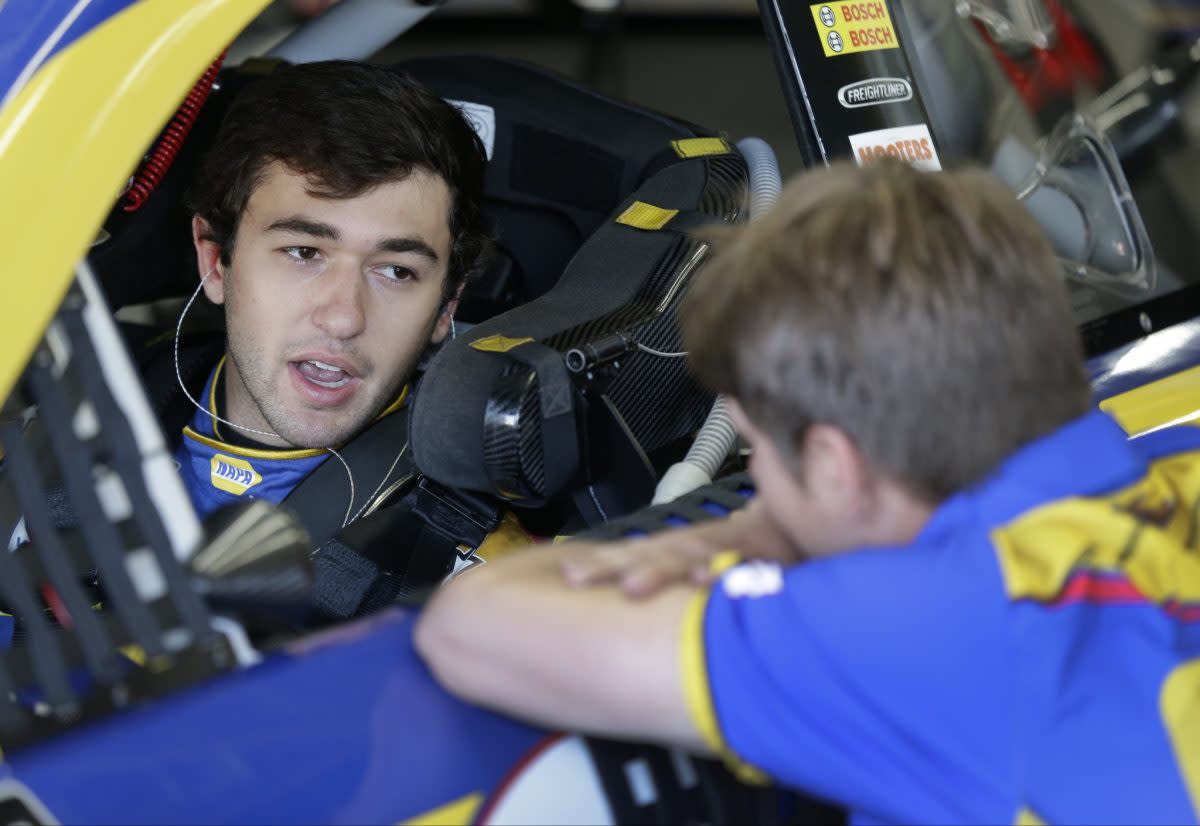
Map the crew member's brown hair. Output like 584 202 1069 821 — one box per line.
682 159 1091 502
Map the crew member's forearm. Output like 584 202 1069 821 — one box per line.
415 543 710 752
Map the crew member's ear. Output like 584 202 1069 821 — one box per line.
192 215 228 305
803 424 874 522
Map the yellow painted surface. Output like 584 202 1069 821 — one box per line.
1100 364 1200 436
474 511 535 564
1014 807 1047 826
1160 659 1200 818
0 0 271 404
399 792 483 825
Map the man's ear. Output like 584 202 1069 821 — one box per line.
802 424 875 519
192 215 227 305
429 292 461 345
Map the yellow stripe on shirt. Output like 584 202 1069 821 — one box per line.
679 587 769 785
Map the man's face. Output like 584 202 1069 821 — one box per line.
195 162 455 448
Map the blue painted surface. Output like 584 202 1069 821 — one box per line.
6 609 548 824
1086 316 1200 402
0 0 137 103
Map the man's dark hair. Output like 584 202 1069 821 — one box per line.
189 60 490 302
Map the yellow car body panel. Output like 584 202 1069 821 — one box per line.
0 0 270 404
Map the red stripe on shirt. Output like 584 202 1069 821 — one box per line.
1051 570 1200 622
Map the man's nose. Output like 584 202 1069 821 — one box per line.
310 262 367 340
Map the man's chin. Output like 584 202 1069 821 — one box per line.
271 418 368 451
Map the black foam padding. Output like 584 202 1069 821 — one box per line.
411 157 723 494
88 69 261 311
509 123 625 213
395 55 704 303
405 55 751 500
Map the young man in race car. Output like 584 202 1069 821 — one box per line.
171 61 521 617
416 160 1200 824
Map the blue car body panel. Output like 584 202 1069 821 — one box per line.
4 610 549 823
0 0 138 102
1087 315 1200 401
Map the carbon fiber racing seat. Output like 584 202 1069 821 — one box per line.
399 55 750 526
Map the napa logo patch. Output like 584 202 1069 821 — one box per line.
210 454 261 495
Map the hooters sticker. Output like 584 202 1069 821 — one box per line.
811 2 899 57
848 123 942 171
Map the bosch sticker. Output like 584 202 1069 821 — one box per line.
848 124 941 171
837 77 913 109
811 2 898 57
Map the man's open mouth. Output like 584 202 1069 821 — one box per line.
295 359 352 388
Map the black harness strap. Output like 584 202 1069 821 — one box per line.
280 404 415 550
502 340 581 497
308 478 501 620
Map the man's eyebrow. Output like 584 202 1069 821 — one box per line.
265 218 440 263
265 217 339 240
376 237 440 263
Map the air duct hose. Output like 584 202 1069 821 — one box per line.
651 137 783 505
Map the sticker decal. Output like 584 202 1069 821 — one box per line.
837 77 913 109
721 561 784 599
210 454 262 496
811 2 899 58
445 99 496 161
848 123 941 171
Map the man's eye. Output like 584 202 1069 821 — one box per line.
377 265 417 282
283 246 320 261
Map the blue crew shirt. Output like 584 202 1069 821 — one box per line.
683 410 1200 825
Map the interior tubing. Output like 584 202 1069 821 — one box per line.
682 395 739 476
738 137 784 218
650 138 781 504
680 138 782 475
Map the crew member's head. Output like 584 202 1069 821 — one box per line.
683 159 1091 557
189 60 489 448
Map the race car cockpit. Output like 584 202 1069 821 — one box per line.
3 0 1200 823
0 3 788 822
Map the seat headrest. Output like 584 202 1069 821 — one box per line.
411 140 748 505
396 54 719 312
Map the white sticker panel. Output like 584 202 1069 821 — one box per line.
837 77 913 109
848 123 942 171
446 98 496 161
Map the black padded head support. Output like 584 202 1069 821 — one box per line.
395 55 712 311
411 149 749 503
401 55 752 504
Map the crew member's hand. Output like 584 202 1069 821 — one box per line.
561 498 800 599
562 531 729 599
